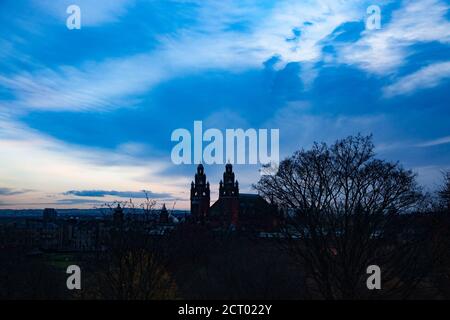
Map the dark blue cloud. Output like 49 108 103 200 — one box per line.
64 190 172 199
0 188 32 196
56 198 105 205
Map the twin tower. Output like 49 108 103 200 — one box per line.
190 163 240 226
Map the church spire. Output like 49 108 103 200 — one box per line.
159 203 169 224
220 163 239 197
190 164 211 222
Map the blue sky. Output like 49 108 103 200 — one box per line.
0 0 450 209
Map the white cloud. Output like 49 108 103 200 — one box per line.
2 0 450 208
0 0 375 113
0 114 189 208
255 0 368 65
383 61 450 97
339 0 450 74
415 135 450 148
0 54 168 112
3 0 449 114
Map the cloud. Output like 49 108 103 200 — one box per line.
0 0 373 113
415 136 450 148
0 187 32 196
0 54 168 112
64 189 172 199
383 61 450 97
56 198 106 205
1 0 450 208
3 0 449 116
0 115 184 208
170 0 371 71
338 0 450 74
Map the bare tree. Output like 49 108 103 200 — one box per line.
254 135 428 299
439 171 450 211
86 234 177 299
84 197 177 299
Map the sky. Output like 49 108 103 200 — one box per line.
0 0 450 209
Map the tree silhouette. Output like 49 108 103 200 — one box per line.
254 135 429 299
82 199 178 300
439 171 450 211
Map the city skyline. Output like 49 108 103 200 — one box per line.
1 0 450 209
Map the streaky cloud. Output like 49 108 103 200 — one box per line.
415 136 450 148
64 189 173 199
383 61 450 97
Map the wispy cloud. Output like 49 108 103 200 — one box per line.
1 0 450 208
0 187 32 196
0 115 181 208
2 0 449 115
0 54 167 112
339 0 450 74
56 198 106 205
383 61 450 97
0 0 372 113
64 189 172 199
415 136 450 148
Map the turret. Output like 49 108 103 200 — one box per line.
190 164 211 222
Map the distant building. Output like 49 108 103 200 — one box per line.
24 209 63 251
210 163 240 229
159 203 169 224
43 208 58 222
190 164 281 232
190 164 210 223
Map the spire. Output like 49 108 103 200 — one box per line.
190 164 211 222
220 164 239 197
159 203 169 224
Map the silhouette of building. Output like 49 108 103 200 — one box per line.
159 203 170 224
43 208 58 222
210 163 240 229
190 164 281 231
190 164 210 223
